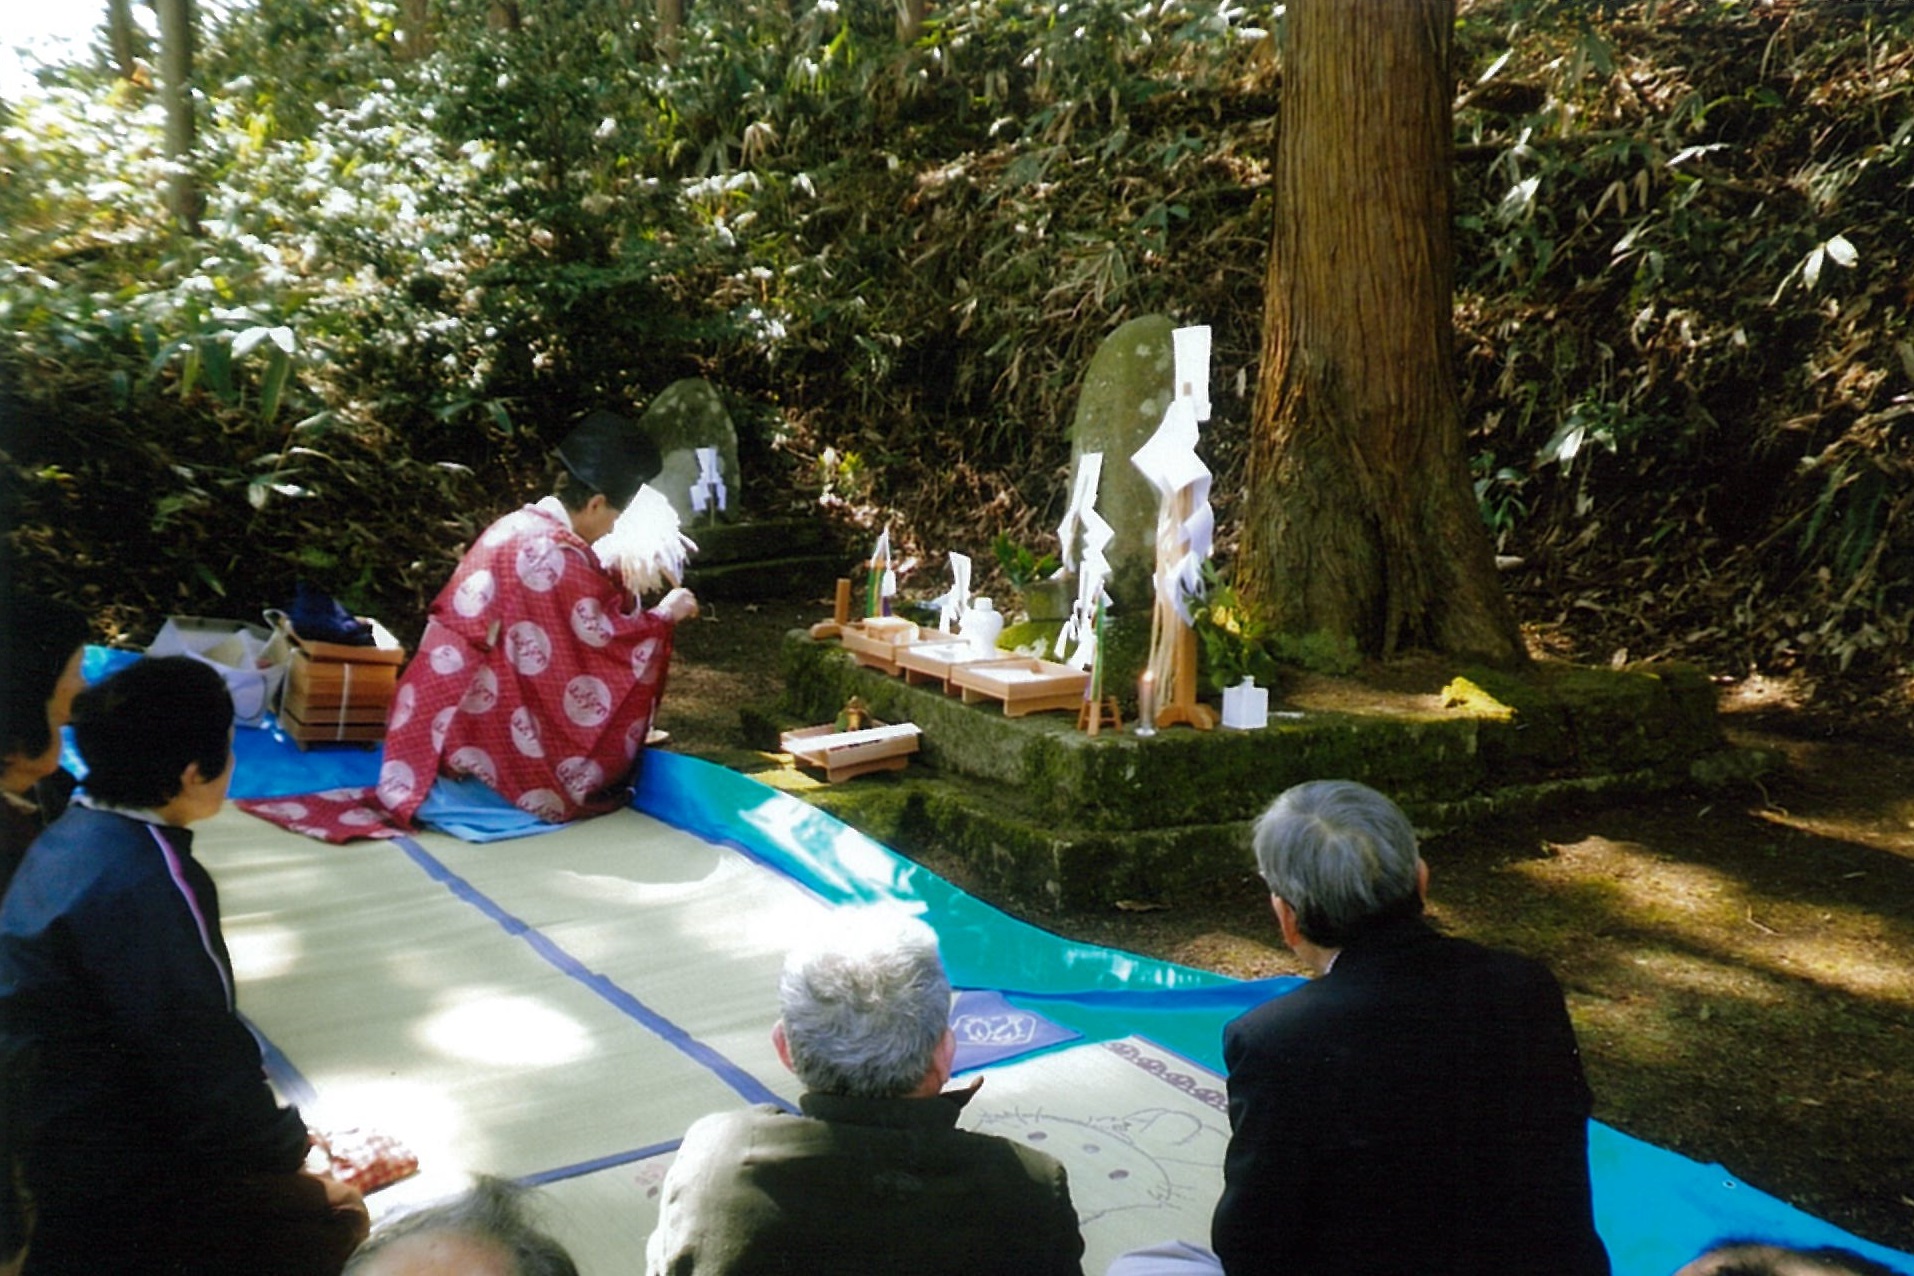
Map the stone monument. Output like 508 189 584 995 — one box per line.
1069 315 1177 617
635 378 839 600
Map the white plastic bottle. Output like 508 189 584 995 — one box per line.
962 596 1004 658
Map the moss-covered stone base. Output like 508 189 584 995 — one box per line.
758 631 1776 910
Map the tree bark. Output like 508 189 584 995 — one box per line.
155 0 200 233
657 0 684 51
105 0 147 81
1238 0 1522 665
398 0 434 59
897 0 928 43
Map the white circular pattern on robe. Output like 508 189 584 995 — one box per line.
515 537 566 593
431 706 458 753
505 621 553 677
480 517 518 548
460 666 500 715
562 675 613 729
555 756 605 804
254 800 310 820
337 807 385 828
631 637 661 682
452 569 497 619
388 682 417 732
570 596 614 649
429 643 466 677
516 789 567 821
509 706 546 758
448 746 499 787
377 760 418 807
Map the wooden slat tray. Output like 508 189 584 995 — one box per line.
894 637 1001 693
780 722 922 782
950 658 1090 717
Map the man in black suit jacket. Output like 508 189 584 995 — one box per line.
1206 779 1611 1276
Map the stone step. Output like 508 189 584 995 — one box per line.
685 517 835 565
686 553 845 602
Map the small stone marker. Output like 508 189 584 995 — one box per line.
638 378 742 525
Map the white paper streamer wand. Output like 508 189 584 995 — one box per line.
689 446 727 519
866 527 894 617
933 552 973 633
596 484 699 596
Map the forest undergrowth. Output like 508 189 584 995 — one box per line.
1 0 1909 736
2 0 1912 1256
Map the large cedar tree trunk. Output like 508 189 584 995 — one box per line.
106 0 147 81
1238 0 1522 665
398 0 435 58
156 0 200 233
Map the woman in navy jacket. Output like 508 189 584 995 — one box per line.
0 657 367 1274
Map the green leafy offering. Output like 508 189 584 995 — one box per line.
991 533 1061 593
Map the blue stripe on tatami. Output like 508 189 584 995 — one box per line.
390 832 789 1112
517 1138 684 1188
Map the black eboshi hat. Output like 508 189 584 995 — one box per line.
554 410 662 509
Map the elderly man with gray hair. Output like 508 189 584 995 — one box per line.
646 909 1085 1275
344 1176 576 1276
1112 780 1609 1276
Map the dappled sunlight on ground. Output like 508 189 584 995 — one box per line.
1501 836 1914 1007
419 990 596 1068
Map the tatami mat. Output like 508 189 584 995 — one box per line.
181 748 1914 1276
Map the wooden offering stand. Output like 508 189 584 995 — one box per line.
780 722 922 783
951 658 1090 718
896 637 998 694
839 616 920 675
1153 624 1217 731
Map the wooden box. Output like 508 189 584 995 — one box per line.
839 618 921 675
280 619 408 749
895 637 1001 694
780 722 922 783
950 658 1091 717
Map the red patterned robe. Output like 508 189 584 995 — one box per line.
242 500 675 843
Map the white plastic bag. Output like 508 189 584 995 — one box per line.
147 616 292 727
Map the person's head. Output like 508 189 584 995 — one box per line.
774 908 954 1100
552 409 661 542
71 656 233 821
1252 780 1426 950
343 1176 577 1276
1673 1241 1904 1276
0 592 89 794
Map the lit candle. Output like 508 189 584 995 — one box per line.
1135 670 1157 738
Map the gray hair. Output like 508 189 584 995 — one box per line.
778 909 951 1099
1252 780 1423 948
344 1176 577 1276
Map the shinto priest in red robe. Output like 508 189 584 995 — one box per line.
242 409 699 843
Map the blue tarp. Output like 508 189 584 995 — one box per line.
71 647 1914 1275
